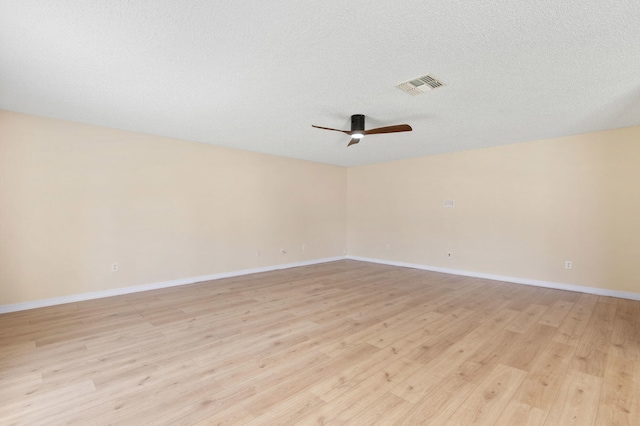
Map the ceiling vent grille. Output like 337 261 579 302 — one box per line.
397 74 445 96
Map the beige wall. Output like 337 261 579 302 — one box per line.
0 111 347 305
2 110 639 306
348 127 640 294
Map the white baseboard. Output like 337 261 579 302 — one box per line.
347 255 640 301
4 255 638 314
0 256 346 314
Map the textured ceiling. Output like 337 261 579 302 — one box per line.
1 1 639 166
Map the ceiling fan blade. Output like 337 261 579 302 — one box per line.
363 124 412 135
313 116 412 147
312 124 351 135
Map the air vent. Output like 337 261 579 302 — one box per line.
397 74 445 96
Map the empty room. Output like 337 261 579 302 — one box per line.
1 1 639 425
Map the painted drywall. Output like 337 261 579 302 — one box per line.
2 111 639 307
347 127 640 294
0 111 347 305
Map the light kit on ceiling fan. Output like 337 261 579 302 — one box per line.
312 114 412 147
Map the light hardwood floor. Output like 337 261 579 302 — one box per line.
1 260 639 425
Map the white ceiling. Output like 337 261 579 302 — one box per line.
1 1 639 167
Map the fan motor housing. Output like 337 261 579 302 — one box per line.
351 114 365 131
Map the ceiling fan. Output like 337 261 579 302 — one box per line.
312 114 412 146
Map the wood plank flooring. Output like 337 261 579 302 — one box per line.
1 260 639 425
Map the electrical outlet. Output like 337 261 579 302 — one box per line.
565 260 572 269
111 263 118 272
